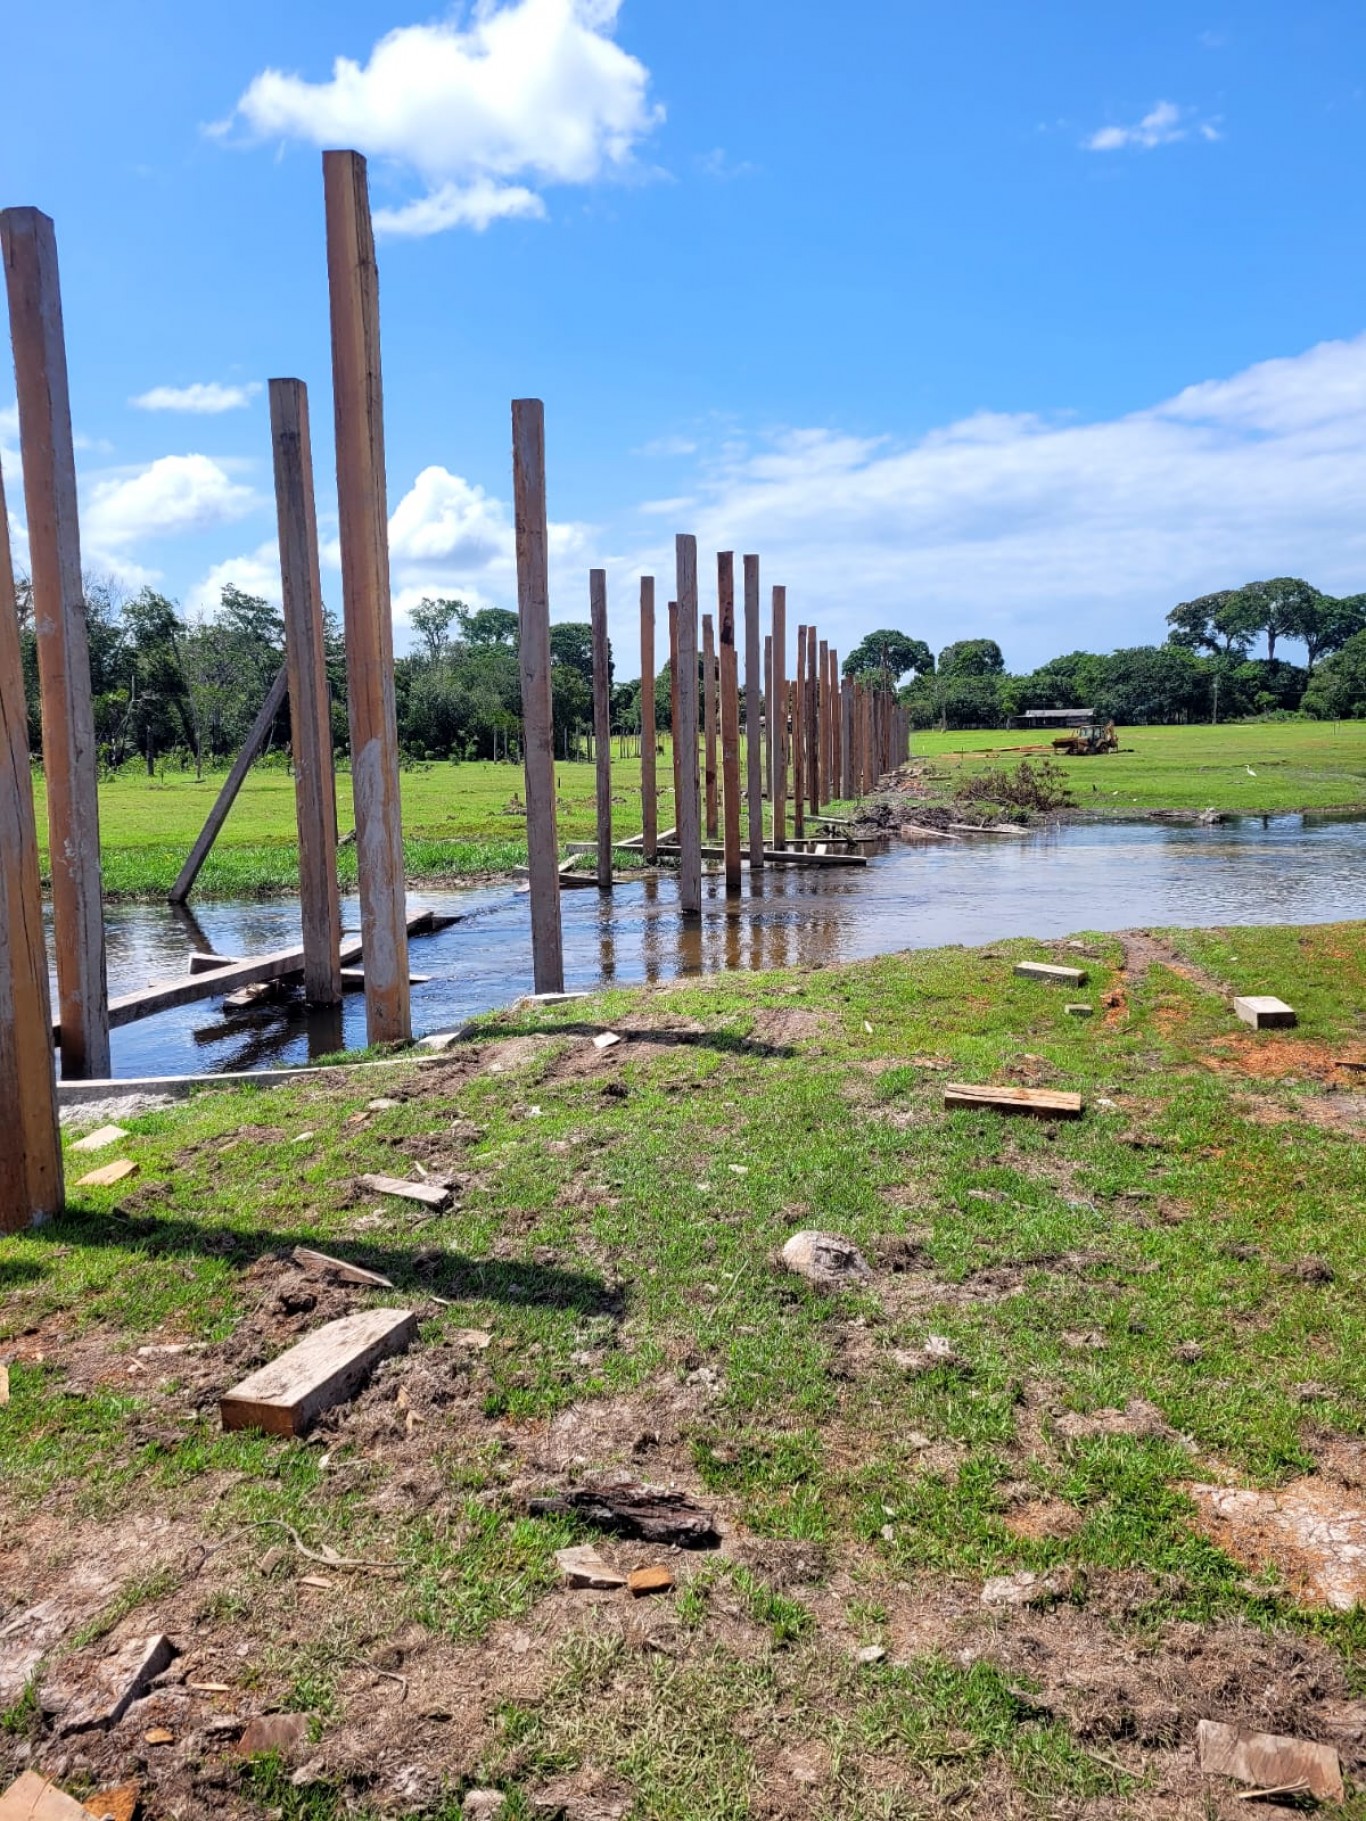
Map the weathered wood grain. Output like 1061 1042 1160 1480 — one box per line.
674 537 702 915
944 1083 1084 1119
639 576 657 862
590 568 613 889
220 1307 418 1435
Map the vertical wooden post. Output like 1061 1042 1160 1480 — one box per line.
807 629 820 817
639 577 656 863
702 612 719 840
743 555 763 870
826 649 838 797
718 553 741 892
511 399 565 992
590 568 612 890
323 151 410 1043
763 633 773 802
0 455 62 1226
816 637 828 811
668 599 681 816
771 587 787 850
1 207 109 1080
270 379 342 1006
674 536 702 916
793 629 806 841
841 677 853 800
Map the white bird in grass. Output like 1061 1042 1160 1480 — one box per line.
1246 765 1257 776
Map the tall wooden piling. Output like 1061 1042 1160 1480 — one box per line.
826 649 838 798
0 455 62 1227
270 380 343 1005
793 629 807 841
771 587 788 850
639 577 657 863
674 536 703 916
841 677 853 799
718 553 742 892
743 555 763 869
323 151 410 1043
702 612 719 840
816 638 828 810
668 599 681 814
763 632 773 801
807 628 821 816
1 207 110 1079
512 399 564 992
590 568 612 890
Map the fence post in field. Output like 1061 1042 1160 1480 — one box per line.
674 536 702 916
639 577 656 862
702 611 719 840
511 399 564 992
590 568 612 890
1 206 109 1079
0 454 63 1227
270 379 343 1005
771 587 788 850
718 553 742 892
744 555 764 870
323 151 410 1043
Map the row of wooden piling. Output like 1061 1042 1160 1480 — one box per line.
1 150 907 1229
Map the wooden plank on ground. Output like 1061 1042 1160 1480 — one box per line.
1234 995 1297 1030
0 1771 90 1819
220 1307 418 1436
944 1083 1083 1119
358 1172 452 1210
70 1123 127 1153
292 1246 394 1289
1014 961 1087 986
75 1158 138 1189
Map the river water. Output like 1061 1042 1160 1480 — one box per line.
77 813 1366 1079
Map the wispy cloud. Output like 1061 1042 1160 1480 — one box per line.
697 148 757 181
215 0 663 238
131 381 261 414
1085 100 1220 152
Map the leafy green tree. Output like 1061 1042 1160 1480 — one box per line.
1303 629 1366 718
938 638 1005 677
549 621 598 688
411 597 462 661
1166 589 1261 658
456 604 519 650
843 630 933 683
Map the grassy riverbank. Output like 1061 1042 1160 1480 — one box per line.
32 720 1366 900
5 922 1366 1815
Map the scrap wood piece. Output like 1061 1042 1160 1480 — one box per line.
529 1480 719 1547
1197 1718 1342 1802
592 1031 623 1051
70 1124 128 1154
1014 961 1088 986
220 1307 418 1436
0 1773 91 1819
357 1173 451 1211
83 1784 139 1821
45 1633 175 1736
75 1158 139 1189
291 1247 394 1290
944 1083 1083 1119
1234 995 1297 1030
555 1545 627 1590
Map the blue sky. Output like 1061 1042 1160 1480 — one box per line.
3 0 1366 670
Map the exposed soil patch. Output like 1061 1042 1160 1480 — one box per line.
1188 1478 1366 1610
1205 1035 1366 1086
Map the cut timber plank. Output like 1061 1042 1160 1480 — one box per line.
70 1123 128 1153
292 1246 394 1289
0 1772 90 1819
1014 961 1087 986
358 1173 451 1211
75 1158 138 1189
945 1083 1084 1120
1196 1718 1342 1802
220 1307 418 1436
1234 994 1297 1030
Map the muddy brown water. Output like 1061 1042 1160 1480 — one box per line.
54 813 1366 1078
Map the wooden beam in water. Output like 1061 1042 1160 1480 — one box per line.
674 535 702 916
512 399 564 992
718 552 742 892
1 207 109 1080
590 568 612 890
270 378 343 1005
324 150 410 1043
639 576 657 863
0 453 63 1227
169 666 288 907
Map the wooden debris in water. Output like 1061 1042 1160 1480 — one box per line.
220 1307 418 1436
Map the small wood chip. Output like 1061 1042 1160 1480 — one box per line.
292 1246 394 1290
298 1574 334 1591
0 1365 8 1407
592 1031 623 1050
83 1783 139 1821
76 1159 139 1189
143 1727 175 1746
627 1565 674 1597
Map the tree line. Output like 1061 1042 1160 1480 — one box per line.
14 570 1366 777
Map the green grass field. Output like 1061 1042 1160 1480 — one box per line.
27 719 1366 899
915 719 1366 815
5 922 1366 1814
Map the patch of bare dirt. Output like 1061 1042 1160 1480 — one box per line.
1188 1478 1366 1610
1204 1035 1366 1086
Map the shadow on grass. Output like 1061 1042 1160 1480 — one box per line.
24 1209 624 1321
459 1020 798 1061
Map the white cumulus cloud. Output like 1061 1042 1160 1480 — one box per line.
85 455 260 552
187 542 283 615
220 0 662 237
131 381 261 414
1086 100 1219 152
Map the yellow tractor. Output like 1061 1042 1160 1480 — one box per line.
1052 720 1118 757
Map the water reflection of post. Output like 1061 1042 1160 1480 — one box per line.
597 889 617 982
641 873 663 983
722 900 743 973
306 1002 346 1063
167 897 216 962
